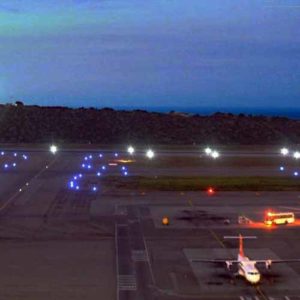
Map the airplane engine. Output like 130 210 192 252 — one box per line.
226 261 232 270
265 259 272 270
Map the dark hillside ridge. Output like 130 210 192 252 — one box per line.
1 104 300 144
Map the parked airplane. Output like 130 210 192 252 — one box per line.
193 234 300 284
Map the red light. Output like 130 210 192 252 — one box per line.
207 187 215 195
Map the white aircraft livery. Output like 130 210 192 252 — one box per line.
193 234 300 284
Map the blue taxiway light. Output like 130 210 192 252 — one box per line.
280 166 285 171
76 186 80 190
124 171 128 176
12 163 16 167
102 166 106 170
82 163 86 168
87 165 92 169
84 157 88 161
69 181 74 188
73 176 78 180
97 172 101 176
1 151 4 155
114 153 119 157
89 155 93 159
78 174 83 178
294 172 299 176
92 186 97 192
4 164 8 168
121 166 126 171
14 153 17 157
99 154 103 158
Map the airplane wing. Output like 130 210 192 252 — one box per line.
255 259 300 264
192 259 239 266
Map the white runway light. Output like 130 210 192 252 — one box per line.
204 147 212 155
293 151 300 159
211 150 220 159
127 146 135 155
146 149 154 159
280 148 289 156
50 145 58 154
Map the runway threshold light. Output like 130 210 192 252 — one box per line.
146 149 155 159
50 145 58 154
127 146 135 155
280 148 289 156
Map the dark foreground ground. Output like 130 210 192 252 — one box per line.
0 147 300 300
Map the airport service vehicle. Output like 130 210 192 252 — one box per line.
193 234 300 284
264 211 295 226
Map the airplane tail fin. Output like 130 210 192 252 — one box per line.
224 234 257 258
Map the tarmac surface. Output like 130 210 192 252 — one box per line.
0 147 300 300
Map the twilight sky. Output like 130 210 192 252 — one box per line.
0 0 299 109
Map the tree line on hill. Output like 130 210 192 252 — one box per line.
0 103 299 145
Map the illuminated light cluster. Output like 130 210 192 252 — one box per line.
280 148 289 156
146 149 155 159
127 146 135 155
3 162 18 169
204 147 220 159
70 151 132 193
50 145 58 154
1 151 4 156
68 173 84 191
279 166 285 171
294 152 300 159
294 171 299 177
204 147 212 155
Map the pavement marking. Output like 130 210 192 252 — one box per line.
255 284 268 300
0 156 58 212
118 275 137 291
142 230 157 285
131 249 148 262
209 229 226 249
115 224 120 300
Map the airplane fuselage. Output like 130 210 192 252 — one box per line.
238 254 261 284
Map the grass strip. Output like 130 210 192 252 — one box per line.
103 176 300 191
